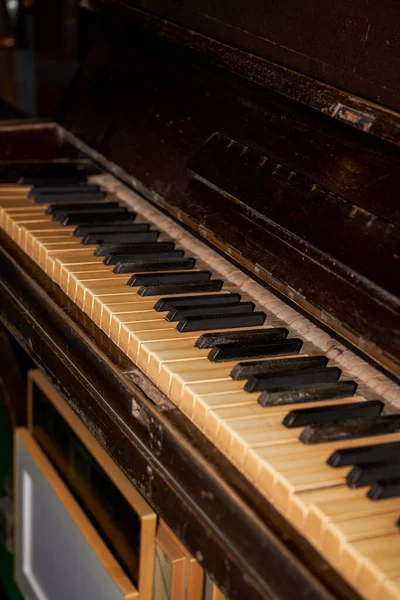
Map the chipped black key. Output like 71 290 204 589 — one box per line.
328 441 400 468
114 258 195 273
233 355 327 381
82 231 159 245
166 302 254 322
283 400 383 428
347 460 400 488
63 211 135 226
258 380 357 408
138 280 223 296
129 271 211 287
106 249 184 265
195 328 287 349
47 200 119 216
154 293 241 312
74 223 143 238
368 478 400 500
177 312 266 333
245 366 341 393
95 241 173 256
33 190 106 204
300 415 400 445
209 338 302 362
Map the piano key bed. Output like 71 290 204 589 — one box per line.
1 172 399 600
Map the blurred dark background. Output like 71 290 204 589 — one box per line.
0 0 84 120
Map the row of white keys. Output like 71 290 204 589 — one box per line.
2 189 399 598
1 198 264 370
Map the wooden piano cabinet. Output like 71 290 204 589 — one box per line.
0 123 365 600
26 368 157 600
14 428 139 600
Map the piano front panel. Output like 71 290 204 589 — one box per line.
14 428 139 600
27 368 157 600
22 368 226 600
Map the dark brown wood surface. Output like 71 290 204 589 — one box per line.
115 0 400 114
58 12 400 377
0 228 361 600
89 0 400 147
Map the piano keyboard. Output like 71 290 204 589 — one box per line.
1 172 400 600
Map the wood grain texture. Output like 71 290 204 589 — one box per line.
107 0 400 114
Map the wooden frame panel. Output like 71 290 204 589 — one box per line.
155 521 203 600
27 368 157 600
14 428 138 600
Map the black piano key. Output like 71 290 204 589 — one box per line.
283 400 383 429
328 441 400 468
245 366 341 393
47 201 119 216
74 223 142 238
154 293 241 312
195 328 288 349
128 271 211 287
114 258 195 273
209 338 302 363
63 211 135 226
347 460 400 488
82 230 159 245
139 280 224 296
258 381 357 408
95 242 173 256
33 191 106 204
53 205 126 222
177 312 266 333
105 249 184 265
20 175 87 186
232 355 328 381
300 415 400 445
368 479 400 500
36 185 99 197
166 302 254 322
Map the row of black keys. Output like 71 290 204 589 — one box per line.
30 179 400 506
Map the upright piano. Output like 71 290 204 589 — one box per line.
0 1 399 599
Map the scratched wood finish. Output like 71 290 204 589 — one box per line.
117 0 400 114
0 231 361 600
90 1 400 146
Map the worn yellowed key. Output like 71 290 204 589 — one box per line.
210 397 366 472
321 510 400 559
22 222 74 253
100 301 166 334
54 254 106 283
0 184 31 194
60 263 113 294
124 328 205 362
340 534 400 599
306 488 400 544
382 576 400 600
244 432 400 489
